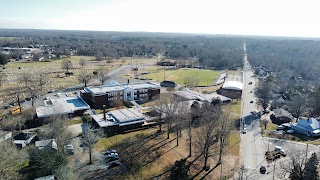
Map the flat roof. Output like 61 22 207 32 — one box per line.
92 108 146 128
174 90 231 102
84 82 160 95
222 81 243 91
36 96 90 118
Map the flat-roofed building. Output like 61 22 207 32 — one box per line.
218 81 243 99
80 82 160 109
36 96 90 118
92 108 148 134
174 89 231 103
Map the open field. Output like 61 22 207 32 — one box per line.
143 68 219 86
0 36 21 40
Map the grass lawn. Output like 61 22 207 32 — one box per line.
144 68 219 86
66 117 83 125
0 37 21 40
229 131 240 156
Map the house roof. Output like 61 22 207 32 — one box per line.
0 130 11 138
35 139 58 150
274 108 292 119
295 118 320 131
222 81 243 91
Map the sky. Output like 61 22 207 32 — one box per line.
1 0 320 37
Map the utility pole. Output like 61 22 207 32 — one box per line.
305 143 309 165
272 159 276 180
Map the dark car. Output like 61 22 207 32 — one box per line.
260 166 266 174
25 97 32 101
250 100 254 103
160 80 177 87
107 161 121 169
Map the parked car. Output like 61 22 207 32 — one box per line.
260 166 266 174
250 100 254 103
104 149 117 155
107 161 121 169
25 97 32 101
106 153 119 162
65 144 74 155
249 81 252 85
274 146 285 154
263 108 270 113
276 125 285 131
48 90 55 93
286 129 294 134
243 128 247 134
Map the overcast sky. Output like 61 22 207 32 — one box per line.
1 0 320 37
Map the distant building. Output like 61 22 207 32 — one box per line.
160 81 177 88
174 89 231 103
292 118 320 137
36 96 90 118
81 82 160 109
218 81 243 99
91 108 150 134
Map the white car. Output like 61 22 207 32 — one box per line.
65 144 74 155
243 128 247 134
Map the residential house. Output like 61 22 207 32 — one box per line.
13 132 37 148
218 81 243 99
35 139 58 150
273 108 293 123
292 118 320 137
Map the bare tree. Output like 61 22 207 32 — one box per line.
185 100 201 157
79 58 86 68
0 141 28 179
217 107 233 164
82 130 101 164
37 74 48 92
61 60 73 72
155 93 182 139
28 85 39 108
97 67 109 85
255 81 273 109
234 164 248 180
278 150 306 179
195 102 219 170
287 95 307 118
19 72 32 87
95 51 103 61
77 70 93 87
54 165 79 180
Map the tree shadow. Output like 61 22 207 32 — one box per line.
199 163 221 180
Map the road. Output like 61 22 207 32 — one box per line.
239 42 320 179
240 42 268 178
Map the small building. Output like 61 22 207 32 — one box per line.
160 81 177 87
218 81 243 99
35 139 58 150
174 89 231 103
13 132 37 149
273 108 293 123
0 130 12 143
36 96 90 118
81 82 160 109
292 118 320 137
91 108 148 134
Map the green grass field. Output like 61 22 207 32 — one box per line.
144 68 219 86
0 37 21 40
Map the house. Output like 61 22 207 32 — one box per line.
36 96 90 118
174 89 231 103
91 108 150 134
13 132 37 149
218 81 243 99
35 139 58 150
292 118 320 137
81 82 160 109
273 108 293 123
0 130 12 143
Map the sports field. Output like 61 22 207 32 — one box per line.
144 68 219 86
